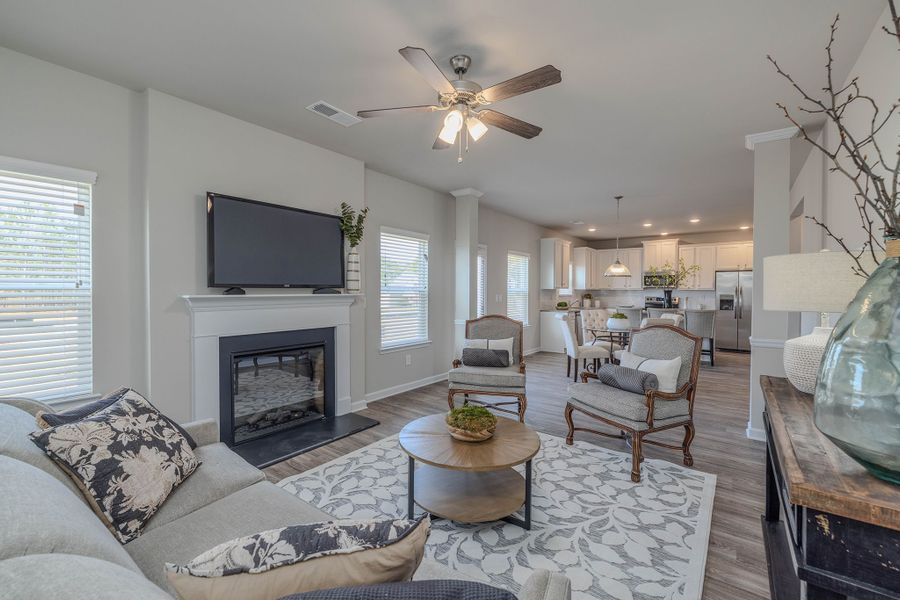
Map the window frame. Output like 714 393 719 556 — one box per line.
379 226 430 352
476 244 487 318
506 250 530 326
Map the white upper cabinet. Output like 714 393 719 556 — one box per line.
715 242 754 271
643 239 679 271
540 238 572 289
678 244 717 290
572 246 592 290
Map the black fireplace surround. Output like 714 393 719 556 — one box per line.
219 327 377 468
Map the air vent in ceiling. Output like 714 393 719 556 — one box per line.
306 101 361 127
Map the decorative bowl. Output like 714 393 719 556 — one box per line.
446 406 497 443
607 316 630 331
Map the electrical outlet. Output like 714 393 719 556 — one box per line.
405 354 411 366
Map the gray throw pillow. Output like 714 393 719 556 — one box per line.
280 580 517 600
461 348 510 368
596 364 659 394
37 387 197 449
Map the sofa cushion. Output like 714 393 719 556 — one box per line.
126 481 332 591
0 553 171 600
164 517 429 600
568 381 689 424
143 442 265 533
0 403 85 500
280 580 516 600
0 456 141 573
448 365 524 388
29 389 202 544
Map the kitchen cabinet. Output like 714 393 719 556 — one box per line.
592 249 616 289
572 246 593 290
715 242 753 271
539 311 567 353
540 238 572 289
678 244 716 290
643 239 679 271
610 248 643 290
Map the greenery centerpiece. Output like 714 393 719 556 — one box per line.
338 202 369 293
645 258 700 307
769 3 899 483
446 406 497 442
606 311 630 331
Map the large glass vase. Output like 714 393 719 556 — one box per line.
814 239 900 484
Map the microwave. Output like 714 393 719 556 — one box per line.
643 273 676 288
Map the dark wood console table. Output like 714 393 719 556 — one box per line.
762 376 900 599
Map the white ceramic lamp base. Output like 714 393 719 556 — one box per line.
782 326 832 394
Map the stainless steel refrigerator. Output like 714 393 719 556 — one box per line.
715 271 752 351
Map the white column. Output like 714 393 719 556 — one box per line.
744 127 796 440
451 188 482 356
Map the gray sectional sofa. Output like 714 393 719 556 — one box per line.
0 399 571 600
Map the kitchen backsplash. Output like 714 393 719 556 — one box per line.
548 288 716 310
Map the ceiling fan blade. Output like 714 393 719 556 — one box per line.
477 110 542 139
479 65 561 104
432 133 453 150
398 46 456 95
357 105 441 118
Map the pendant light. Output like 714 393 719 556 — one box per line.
604 195 632 278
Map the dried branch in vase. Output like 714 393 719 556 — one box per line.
768 1 899 277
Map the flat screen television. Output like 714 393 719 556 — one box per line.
207 192 344 289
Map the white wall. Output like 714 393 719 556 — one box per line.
0 48 148 395
144 90 366 420
363 169 454 400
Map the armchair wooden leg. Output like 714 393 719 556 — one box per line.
463 393 470 407
564 403 575 445
447 389 456 411
631 432 643 483
517 395 527 423
566 356 571 378
710 340 715 367
682 423 695 467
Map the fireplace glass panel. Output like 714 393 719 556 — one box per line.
231 345 326 444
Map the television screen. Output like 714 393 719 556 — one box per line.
207 193 344 289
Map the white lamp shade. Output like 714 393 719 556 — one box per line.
763 251 880 313
604 259 631 278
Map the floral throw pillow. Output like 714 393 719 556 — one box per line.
164 517 430 600
29 389 201 543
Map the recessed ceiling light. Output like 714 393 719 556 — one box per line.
660 232 669 236
739 225 750 230
587 227 597 232
690 218 700 223
643 223 652 227
571 220 585 225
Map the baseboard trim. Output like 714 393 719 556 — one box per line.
524 347 541 356
746 423 766 442
364 372 449 404
349 398 368 413
749 337 785 350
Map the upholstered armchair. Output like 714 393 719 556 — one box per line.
448 315 527 421
564 324 702 482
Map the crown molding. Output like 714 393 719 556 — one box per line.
450 187 484 198
744 127 798 151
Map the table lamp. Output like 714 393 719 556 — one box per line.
763 251 872 394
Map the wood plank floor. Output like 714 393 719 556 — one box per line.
265 350 770 600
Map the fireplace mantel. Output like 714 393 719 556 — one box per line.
182 293 361 422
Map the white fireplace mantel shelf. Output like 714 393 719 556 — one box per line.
181 293 362 421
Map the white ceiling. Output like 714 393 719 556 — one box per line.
0 0 884 238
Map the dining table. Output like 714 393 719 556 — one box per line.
586 327 631 363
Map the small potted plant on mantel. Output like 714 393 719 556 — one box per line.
645 258 700 308
338 202 368 293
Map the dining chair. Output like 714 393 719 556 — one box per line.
647 308 682 319
559 313 610 381
615 307 643 327
448 315 527 421
684 309 716 366
565 324 702 482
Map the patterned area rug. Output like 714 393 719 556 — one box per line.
278 433 716 600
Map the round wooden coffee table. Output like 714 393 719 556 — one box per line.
399 413 540 529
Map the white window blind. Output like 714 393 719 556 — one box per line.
380 229 429 349
476 245 487 318
507 252 529 325
0 169 92 401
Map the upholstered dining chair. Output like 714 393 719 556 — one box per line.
615 307 644 327
647 308 682 320
560 313 610 381
684 309 716 366
564 324 702 482
640 315 684 328
448 315 527 421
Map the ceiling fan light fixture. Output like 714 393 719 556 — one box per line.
466 116 488 141
438 109 464 144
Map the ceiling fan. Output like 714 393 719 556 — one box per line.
357 47 561 160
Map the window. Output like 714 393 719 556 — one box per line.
0 164 93 401
476 245 487 317
380 228 429 350
506 252 529 325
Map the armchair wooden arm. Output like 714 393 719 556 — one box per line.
452 359 461 369
644 383 694 428
519 361 526 374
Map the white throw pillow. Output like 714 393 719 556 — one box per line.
487 337 515 361
619 351 682 393
463 338 488 349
